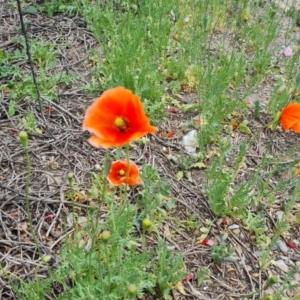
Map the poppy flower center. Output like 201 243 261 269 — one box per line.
114 117 129 132
118 169 126 176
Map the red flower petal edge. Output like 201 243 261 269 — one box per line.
182 272 195 284
286 240 297 249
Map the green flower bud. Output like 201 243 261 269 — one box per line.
155 194 163 202
142 218 152 230
19 131 28 149
67 173 73 185
74 231 82 242
127 284 137 297
100 230 111 242
91 187 98 199
265 276 278 289
203 15 210 31
104 155 112 177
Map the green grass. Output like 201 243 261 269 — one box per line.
1 36 78 123
5 0 300 299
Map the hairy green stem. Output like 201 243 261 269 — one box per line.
124 143 131 235
125 143 130 185
23 146 42 257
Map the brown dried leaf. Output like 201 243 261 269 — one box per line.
164 224 171 237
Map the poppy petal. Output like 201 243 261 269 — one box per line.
107 160 143 186
127 162 143 185
286 240 297 249
182 273 195 285
290 122 300 134
88 135 117 149
280 103 300 132
83 87 157 148
281 114 299 130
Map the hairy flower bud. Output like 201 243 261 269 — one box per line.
100 230 111 242
19 131 28 149
264 276 278 289
67 173 73 185
127 284 137 297
142 218 152 230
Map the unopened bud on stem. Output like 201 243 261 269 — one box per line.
67 173 73 185
142 218 152 230
19 131 28 149
100 230 111 242
127 284 137 298
264 276 278 289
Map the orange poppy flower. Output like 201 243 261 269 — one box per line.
107 159 142 186
82 87 157 148
280 103 300 133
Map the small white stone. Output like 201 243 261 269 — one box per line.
278 240 291 253
275 210 284 220
254 250 261 257
272 259 289 273
228 224 239 230
280 255 289 261
288 260 295 267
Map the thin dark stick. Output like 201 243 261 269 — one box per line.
16 0 48 127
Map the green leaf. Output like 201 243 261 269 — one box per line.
175 171 183 181
24 6 38 15
199 227 209 233
203 15 210 30
8 100 17 117
190 162 206 169
166 154 178 163
182 103 199 112
238 123 252 135
186 171 193 182
295 73 300 88
103 154 112 177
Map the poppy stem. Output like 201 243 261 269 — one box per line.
124 143 131 229
20 133 43 258
125 143 130 186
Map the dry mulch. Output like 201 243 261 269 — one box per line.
1 2 300 300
